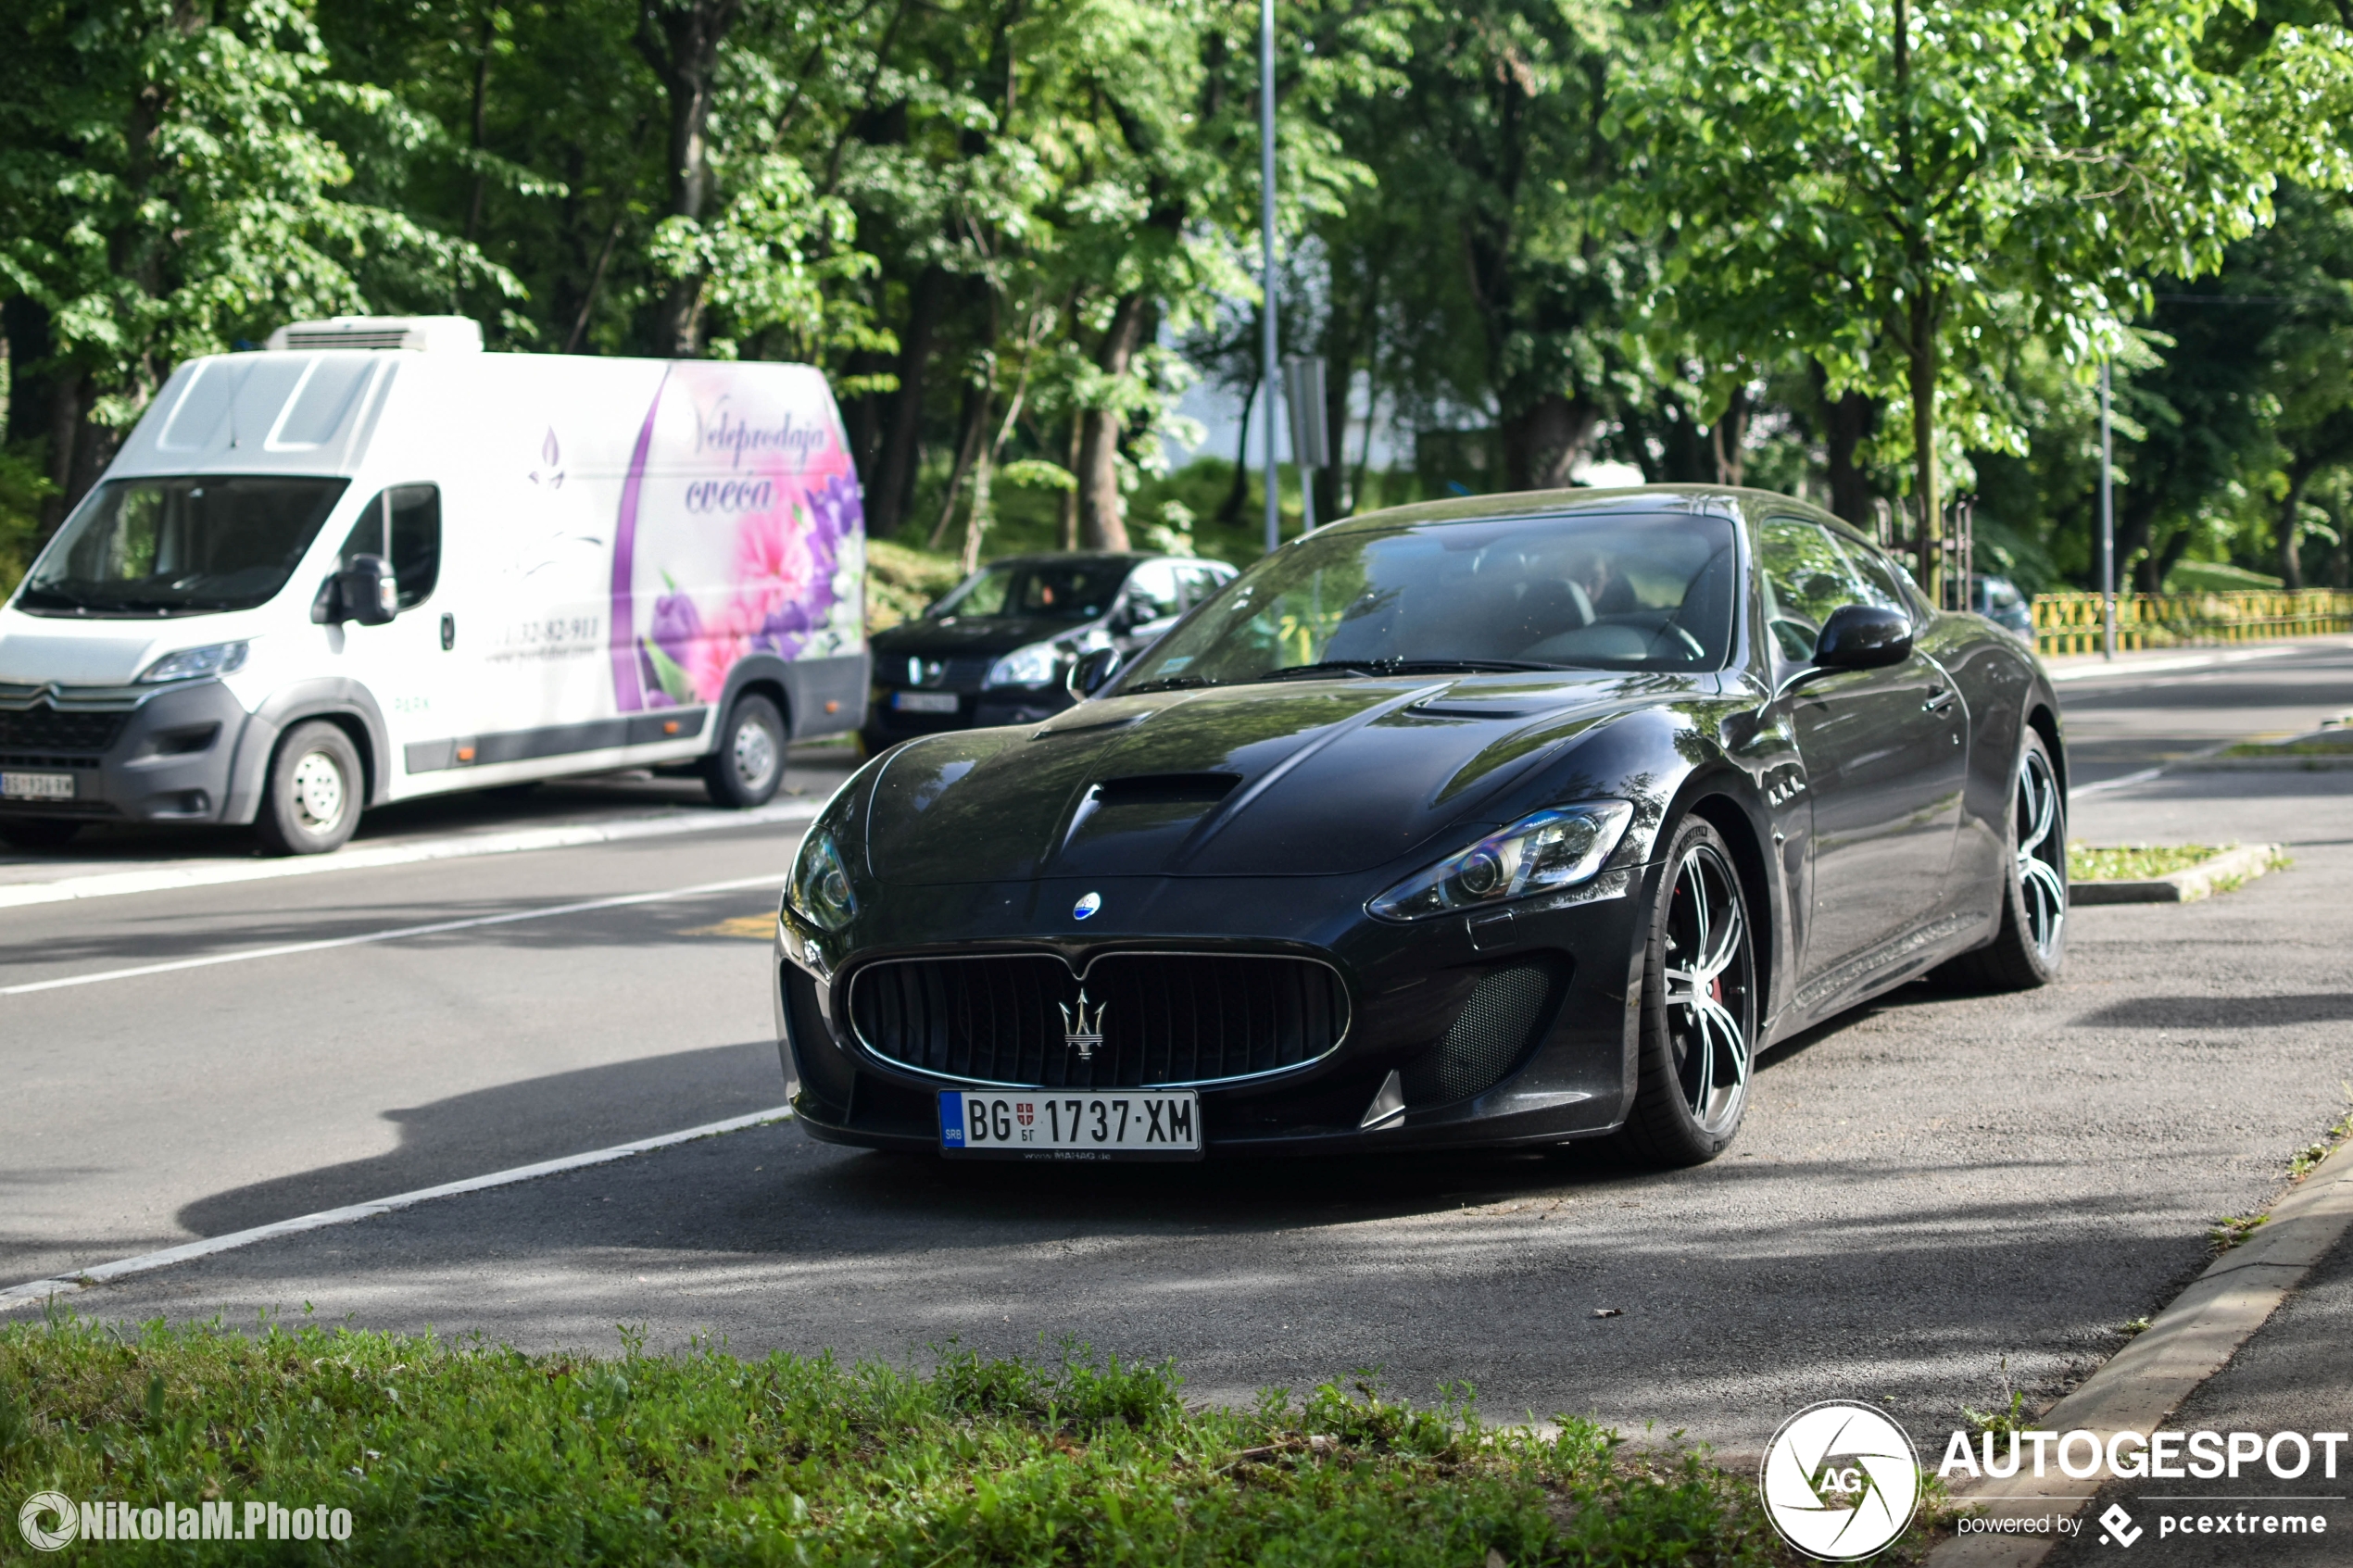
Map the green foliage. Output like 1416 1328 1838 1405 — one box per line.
0 444 54 598
2067 843 2226 882
0 1317 1805 1566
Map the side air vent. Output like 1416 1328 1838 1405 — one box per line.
1401 960 1566 1105
1093 773 1239 808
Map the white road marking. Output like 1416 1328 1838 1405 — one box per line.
0 1104 798 1313
2072 764 2168 797
0 798 821 912
0 872 788 996
2045 643 2318 683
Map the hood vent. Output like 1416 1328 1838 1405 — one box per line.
1092 772 1239 808
266 316 484 354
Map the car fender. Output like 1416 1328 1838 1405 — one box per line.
222 678 395 822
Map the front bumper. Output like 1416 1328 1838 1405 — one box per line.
774 865 1656 1158
0 679 256 826
863 684 1073 744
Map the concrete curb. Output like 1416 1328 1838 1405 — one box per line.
2070 845 2285 906
1925 1139 2353 1567
2173 754 2353 771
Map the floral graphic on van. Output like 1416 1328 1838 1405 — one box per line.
614 365 865 712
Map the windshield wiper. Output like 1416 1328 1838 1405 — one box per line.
1126 675 1219 693
1260 658 1566 683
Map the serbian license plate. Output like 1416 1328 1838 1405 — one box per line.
0 771 74 801
939 1090 1202 1160
892 691 960 714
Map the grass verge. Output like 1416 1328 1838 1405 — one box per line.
0 1317 1856 1565
2221 731 2353 758
2066 843 2222 883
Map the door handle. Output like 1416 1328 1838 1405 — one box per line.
440 613 456 651
1922 685 1956 713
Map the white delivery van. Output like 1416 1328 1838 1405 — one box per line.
0 316 869 853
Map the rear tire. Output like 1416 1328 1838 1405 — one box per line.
0 819 82 851
703 693 786 809
1611 814 1758 1168
255 721 363 856
1940 728 2067 991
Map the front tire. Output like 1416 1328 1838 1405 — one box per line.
1613 815 1758 1168
703 692 786 809
1942 728 2067 991
255 721 363 856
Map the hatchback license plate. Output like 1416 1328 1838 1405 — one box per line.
0 771 73 801
892 691 960 714
939 1090 1202 1160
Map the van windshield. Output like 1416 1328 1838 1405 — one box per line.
18 476 350 617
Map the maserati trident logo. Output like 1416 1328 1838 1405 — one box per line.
1060 991 1105 1061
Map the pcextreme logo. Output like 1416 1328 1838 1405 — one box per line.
1760 1401 1923 1561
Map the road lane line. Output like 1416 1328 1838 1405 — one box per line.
2045 642 2325 684
0 798 821 912
0 1104 798 1313
0 872 788 996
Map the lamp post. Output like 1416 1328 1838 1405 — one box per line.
1260 0 1280 557
2099 361 2116 659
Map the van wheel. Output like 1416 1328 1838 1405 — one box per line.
704 693 786 809
256 721 363 856
0 819 82 851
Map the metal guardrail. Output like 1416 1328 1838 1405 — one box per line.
2032 589 2353 657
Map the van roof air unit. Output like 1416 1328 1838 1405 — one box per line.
265 316 484 354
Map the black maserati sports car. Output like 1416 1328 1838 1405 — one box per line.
774 486 2067 1166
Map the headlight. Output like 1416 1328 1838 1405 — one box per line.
137 641 250 684
788 828 858 932
1369 801 1634 922
985 642 1059 687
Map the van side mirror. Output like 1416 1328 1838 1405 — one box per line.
311 554 397 626
1813 603 1911 670
1068 646 1124 700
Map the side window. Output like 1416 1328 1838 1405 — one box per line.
1757 517 1872 663
1175 563 1225 608
338 484 441 609
1122 561 1183 624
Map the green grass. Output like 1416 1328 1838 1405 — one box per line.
2066 843 2224 883
0 1318 1827 1565
2221 731 2353 758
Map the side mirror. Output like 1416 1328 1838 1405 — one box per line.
1067 646 1124 700
311 555 397 626
1812 603 1912 670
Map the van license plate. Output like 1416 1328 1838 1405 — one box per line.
938 1091 1202 1160
892 691 960 713
0 772 73 801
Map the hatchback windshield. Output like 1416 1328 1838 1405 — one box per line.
931 558 1128 622
1121 510 1738 690
19 476 350 617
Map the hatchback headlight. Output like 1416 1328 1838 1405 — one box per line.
1369 801 1634 921
789 829 858 932
985 642 1059 688
137 640 250 684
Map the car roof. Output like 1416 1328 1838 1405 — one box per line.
1323 483 1882 550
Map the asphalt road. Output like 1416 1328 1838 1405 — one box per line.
5 646 2350 1461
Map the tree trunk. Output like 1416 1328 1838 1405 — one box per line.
2278 466 2314 591
1076 292 1148 551
1710 384 1751 487
1057 419 1081 550
1906 288 1940 600
925 376 990 551
869 265 946 539
1501 392 1599 491
464 6 493 244
635 0 741 358
1814 361 1879 530
1218 376 1258 524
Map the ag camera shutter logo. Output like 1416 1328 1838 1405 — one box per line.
1760 1401 1922 1560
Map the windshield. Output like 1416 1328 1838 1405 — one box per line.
1120 510 1740 690
19 476 350 617
931 558 1128 623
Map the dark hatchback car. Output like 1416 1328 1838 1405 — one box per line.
862 553 1236 750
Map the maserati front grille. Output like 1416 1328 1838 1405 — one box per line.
848 951 1351 1089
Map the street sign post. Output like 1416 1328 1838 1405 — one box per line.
1283 356 1330 533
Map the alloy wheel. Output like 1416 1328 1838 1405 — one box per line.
2015 746 2067 962
1661 840 1755 1135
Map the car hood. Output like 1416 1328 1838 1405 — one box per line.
870 615 1095 662
862 671 1709 884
